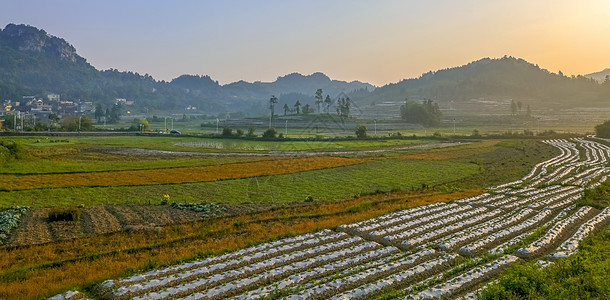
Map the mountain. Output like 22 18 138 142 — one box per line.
0 23 375 115
585 68 610 83
365 56 608 107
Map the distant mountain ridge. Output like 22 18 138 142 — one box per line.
0 23 374 114
1 23 610 116
585 68 610 83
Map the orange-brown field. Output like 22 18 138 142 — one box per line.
0 190 482 299
0 156 369 190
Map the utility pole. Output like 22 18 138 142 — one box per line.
453 118 456 136
216 118 219 133
285 120 288 136
164 117 167 132
78 116 82 132
374 119 377 136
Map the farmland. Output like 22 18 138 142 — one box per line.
0 135 608 299
87 138 610 300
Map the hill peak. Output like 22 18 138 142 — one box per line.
0 23 86 64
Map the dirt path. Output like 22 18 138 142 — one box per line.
92 142 467 157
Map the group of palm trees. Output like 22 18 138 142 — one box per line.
269 89 350 118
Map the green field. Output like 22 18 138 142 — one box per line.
0 159 478 208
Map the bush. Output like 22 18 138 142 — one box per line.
48 207 81 222
595 120 610 138
236 128 244 137
262 127 278 139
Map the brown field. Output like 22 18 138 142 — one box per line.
0 156 369 190
0 189 483 300
5 205 202 247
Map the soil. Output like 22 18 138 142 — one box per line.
3 205 201 248
2 202 310 248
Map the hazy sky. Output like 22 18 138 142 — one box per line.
2 0 610 86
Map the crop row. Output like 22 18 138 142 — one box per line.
549 207 610 259
516 206 595 259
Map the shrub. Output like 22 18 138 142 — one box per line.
48 207 81 222
236 128 244 137
262 127 278 139
304 195 314 202
161 194 170 205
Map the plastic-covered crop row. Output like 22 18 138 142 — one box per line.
231 245 402 300
398 209 502 250
368 206 482 244
526 187 582 209
438 207 536 252
500 186 576 210
460 208 552 256
408 255 520 299
289 253 456 300
99 230 346 298
338 203 453 236
141 241 383 300
549 207 610 260
516 206 594 259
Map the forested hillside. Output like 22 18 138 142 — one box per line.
365 57 610 107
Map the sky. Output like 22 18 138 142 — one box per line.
1 0 610 86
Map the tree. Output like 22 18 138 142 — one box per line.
246 127 256 137
269 95 278 128
595 120 610 138
222 126 233 136
94 103 104 122
283 103 290 116
324 95 332 113
269 95 278 118
355 125 367 138
129 118 150 131
62 116 94 132
48 113 59 129
303 104 312 114
314 89 323 113
400 99 441 127
510 100 517 116
108 102 124 123
294 100 301 115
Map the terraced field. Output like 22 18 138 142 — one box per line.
57 138 610 300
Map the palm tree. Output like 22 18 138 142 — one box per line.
324 95 332 113
269 95 278 128
314 89 323 113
